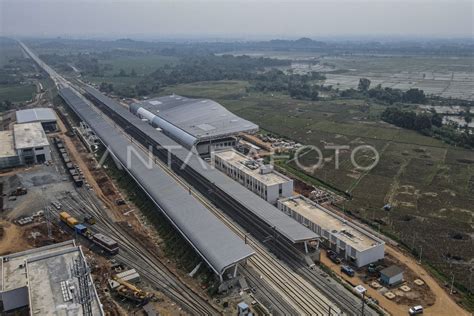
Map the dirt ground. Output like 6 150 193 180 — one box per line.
385 245 470 316
0 220 31 255
320 246 470 316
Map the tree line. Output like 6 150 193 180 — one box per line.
249 69 326 101
340 78 427 104
381 107 474 148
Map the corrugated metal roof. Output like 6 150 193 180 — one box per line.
129 94 259 143
380 265 404 278
83 87 318 243
60 88 254 275
16 108 56 124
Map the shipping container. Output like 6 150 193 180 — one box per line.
59 211 71 223
66 217 79 228
74 224 87 234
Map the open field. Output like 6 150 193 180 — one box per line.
227 51 474 100
0 84 36 103
0 38 26 66
80 55 180 90
100 55 179 76
161 80 474 300
83 75 141 88
0 38 37 104
319 55 474 100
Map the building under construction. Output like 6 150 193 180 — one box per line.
0 240 104 315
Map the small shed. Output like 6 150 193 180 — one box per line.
237 302 250 316
380 265 404 286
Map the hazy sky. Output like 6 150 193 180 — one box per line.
1 0 472 39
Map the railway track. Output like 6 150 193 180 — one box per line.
57 190 220 315
48 139 218 315
65 83 375 315
98 116 341 315
239 266 298 316
22 41 304 315
27 39 380 315
87 91 381 315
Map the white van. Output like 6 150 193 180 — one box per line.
409 305 423 315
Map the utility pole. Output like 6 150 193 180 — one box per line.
361 290 366 316
450 273 455 295
418 246 423 264
354 285 367 316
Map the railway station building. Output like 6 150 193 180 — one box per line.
81 86 319 257
61 87 256 283
278 195 385 267
129 95 258 155
212 148 293 205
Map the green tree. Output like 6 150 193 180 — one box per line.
431 112 443 128
403 88 426 103
358 78 371 92
117 68 127 77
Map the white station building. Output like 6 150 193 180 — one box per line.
278 195 385 267
129 95 258 155
212 148 293 205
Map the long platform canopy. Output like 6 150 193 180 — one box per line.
60 87 255 276
84 87 318 243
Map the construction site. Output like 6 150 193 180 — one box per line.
0 41 470 316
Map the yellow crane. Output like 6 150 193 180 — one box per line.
112 276 154 303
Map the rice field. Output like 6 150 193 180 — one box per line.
160 79 474 293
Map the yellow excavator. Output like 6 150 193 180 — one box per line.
112 276 154 304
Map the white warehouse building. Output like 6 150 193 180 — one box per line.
278 195 385 267
212 148 293 205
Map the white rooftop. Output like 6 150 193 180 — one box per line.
0 131 16 158
213 148 291 186
13 122 50 149
280 196 384 252
16 108 57 124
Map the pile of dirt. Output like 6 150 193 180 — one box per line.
0 221 31 255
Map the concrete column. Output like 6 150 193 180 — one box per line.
233 263 239 278
304 241 309 254
219 273 223 283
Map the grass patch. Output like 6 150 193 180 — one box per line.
100 55 180 76
0 84 35 103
